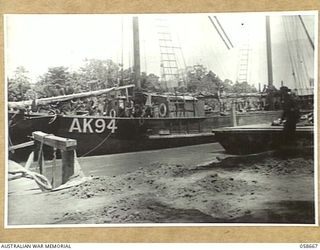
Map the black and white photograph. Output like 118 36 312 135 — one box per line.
5 12 317 226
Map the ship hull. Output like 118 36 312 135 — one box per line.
8 111 282 160
55 115 216 156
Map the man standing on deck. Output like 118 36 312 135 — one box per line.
280 86 300 144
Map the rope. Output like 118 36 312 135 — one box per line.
78 119 118 158
48 114 58 124
79 130 114 158
32 172 53 191
8 160 53 191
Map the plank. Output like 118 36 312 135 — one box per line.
32 131 77 151
9 141 34 151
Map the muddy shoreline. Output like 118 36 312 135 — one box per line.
8 150 315 225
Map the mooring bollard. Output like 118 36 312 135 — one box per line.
32 131 77 188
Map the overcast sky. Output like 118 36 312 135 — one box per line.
5 12 317 90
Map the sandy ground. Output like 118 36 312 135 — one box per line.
8 148 315 225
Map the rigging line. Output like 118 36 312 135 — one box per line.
159 18 179 86
205 19 227 80
298 39 311 89
296 16 312 85
174 28 187 69
241 40 250 82
298 15 315 51
282 16 298 88
295 22 309 93
157 19 167 83
304 37 314 73
290 16 304 92
171 41 181 84
287 17 301 90
290 16 302 85
174 43 186 85
164 27 172 82
79 123 115 158
306 20 314 65
165 20 175 80
170 25 185 84
293 16 310 92
208 16 231 50
237 24 250 83
297 16 315 72
235 47 241 83
214 16 234 48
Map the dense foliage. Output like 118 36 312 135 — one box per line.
8 59 258 101
8 67 31 101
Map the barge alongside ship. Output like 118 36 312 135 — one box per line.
213 123 314 155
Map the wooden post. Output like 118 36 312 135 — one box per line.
62 150 75 184
32 131 77 188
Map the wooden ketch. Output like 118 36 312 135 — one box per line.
8 16 284 160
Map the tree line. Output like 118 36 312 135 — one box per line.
8 59 258 102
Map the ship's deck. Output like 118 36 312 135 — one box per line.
213 123 314 132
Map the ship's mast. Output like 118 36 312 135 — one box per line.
266 16 273 87
132 16 141 88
